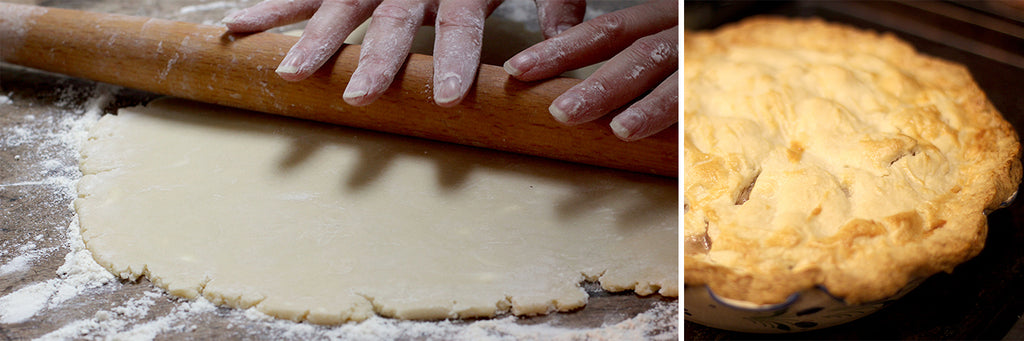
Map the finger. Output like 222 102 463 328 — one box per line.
504 0 676 81
610 71 678 141
223 0 324 32
276 0 382 81
534 0 586 39
343 0 433 106
431 0 503 107
549 27 678 125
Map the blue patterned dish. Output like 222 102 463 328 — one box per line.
683 279 922 333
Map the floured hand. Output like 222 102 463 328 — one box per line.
504 0 678 141
222 0 503 107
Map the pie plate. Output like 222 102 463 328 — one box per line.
684 191 1018 333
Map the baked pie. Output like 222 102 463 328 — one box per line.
683 16 1022 305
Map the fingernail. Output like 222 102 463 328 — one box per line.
610 111 641 140
222 10 245 24
549 94 581 124
276 53 300 75
343 74 370 101
502 60 520 76
434 74 462 104
503 52 536 77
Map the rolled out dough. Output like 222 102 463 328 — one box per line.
75 98 678 324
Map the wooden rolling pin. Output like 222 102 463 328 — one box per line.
0 4 677 177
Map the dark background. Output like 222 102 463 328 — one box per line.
683 1 1024 340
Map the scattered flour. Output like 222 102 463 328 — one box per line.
36 297 676 341
1 124 35 147
37 293 218 341
0 243 57 276
0 84 677 339
0 84 115 325
178 1 238 15
0 231 114 324
0 1 677 338
227 301 678 341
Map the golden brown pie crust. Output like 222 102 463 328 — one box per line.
683 16 1022 305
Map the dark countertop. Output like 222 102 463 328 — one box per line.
684 1 1024 340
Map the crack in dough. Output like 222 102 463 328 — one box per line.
75 98 678 324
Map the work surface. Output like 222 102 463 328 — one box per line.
0 0 677 339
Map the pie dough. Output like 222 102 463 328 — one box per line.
684 17 1021 304
75 98 678 324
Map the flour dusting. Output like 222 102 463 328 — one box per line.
178 1 238 15
0 243 55 276
0 1 676 338
1 85 677 339
0 84 115 325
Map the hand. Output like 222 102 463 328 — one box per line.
222 0 503 108
503 0 678 141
